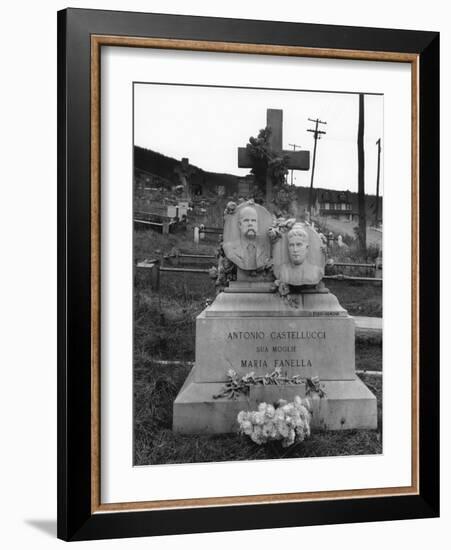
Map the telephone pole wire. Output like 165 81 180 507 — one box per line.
357 94 366 252
307 118 327 215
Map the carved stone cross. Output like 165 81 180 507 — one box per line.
237 109 310 206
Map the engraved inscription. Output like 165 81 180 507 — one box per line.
228 328 325 372
227 330 326 340
240 358 312 368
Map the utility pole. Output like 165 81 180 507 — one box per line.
357 93 367 253
307 118 327 215
288 143 302 185
375 138 381 226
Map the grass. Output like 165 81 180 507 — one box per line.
134 225 219 264
356 340 383 371
327 280 382 317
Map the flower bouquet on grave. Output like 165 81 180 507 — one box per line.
237 396 312 448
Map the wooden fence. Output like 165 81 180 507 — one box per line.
192 225 222 244
136 256 382 291
164 250 217 265
134 211 178 234
326 259 382 280
136 259 212 290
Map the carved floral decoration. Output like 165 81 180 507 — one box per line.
213 367 326 400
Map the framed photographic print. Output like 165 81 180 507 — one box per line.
57 8 439 541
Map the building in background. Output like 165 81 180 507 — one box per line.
313 190 357 221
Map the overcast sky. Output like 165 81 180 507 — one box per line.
134 83 383 195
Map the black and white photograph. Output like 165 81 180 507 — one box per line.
133 83 384 465
0 0 445 546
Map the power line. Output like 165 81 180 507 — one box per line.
357 94 366 252
307 118 327 215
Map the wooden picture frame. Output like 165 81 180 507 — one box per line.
57 8 439 541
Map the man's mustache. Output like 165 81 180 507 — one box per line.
245 228 257 235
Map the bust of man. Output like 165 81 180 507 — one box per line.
279 224 324 285
223 205 270 270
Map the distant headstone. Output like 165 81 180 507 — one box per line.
178 201 189 218
167 205 177 218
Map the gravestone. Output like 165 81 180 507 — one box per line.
173 205 377 434
167 205 177 219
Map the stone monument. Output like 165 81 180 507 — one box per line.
173 204 377 434
222 202 272 271
273 222 324 286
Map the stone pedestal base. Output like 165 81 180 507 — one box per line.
173 366 377 434
174 288 378 435
194 291 356 383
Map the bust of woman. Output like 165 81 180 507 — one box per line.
278 224 324 285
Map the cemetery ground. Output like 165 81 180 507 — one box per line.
134 227 382 465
